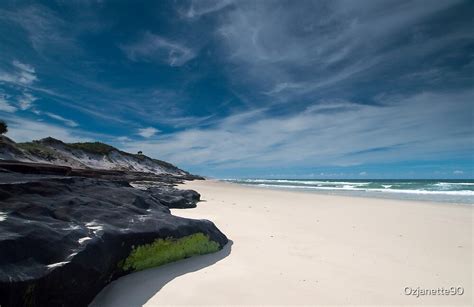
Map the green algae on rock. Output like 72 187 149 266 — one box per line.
121 233 221 272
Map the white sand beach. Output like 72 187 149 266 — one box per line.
91 180 472 306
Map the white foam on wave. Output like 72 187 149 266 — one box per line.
253 184 474 196
342 185 358 190
237 179 370 186
435 182 474 187
369 188 474 196
0 211 7 222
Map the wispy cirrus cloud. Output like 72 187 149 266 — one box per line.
0 92 17 112
0 4 77 54
3 115 88 143
0 59 78 127
216 0 471 104
121 32 196 67
0 60 39 111
43 112 79 127
0 60 38 87
0 0 472 178
11 60 37 85
17 92 37 110
121 90 474 171
157 115 215 128
180 0 234 19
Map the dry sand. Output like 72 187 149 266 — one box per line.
91 180 472 306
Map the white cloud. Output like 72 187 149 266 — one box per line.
1 5 76 53
181 0 234 19
3 116 89 143
0 94 17 112
121 90 474 170
121 32 196 66
44 112 79 127
0 101 17 113
17 92 38 110
157 115 215 128
117 136 131 142
215 0 466 102
12 60 35 74
0 61 39 111
137 127 159 138
0 60 38 87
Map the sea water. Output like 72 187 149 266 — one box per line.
223 179 474 204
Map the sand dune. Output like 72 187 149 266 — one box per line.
91 180 472 306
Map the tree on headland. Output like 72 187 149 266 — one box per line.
0 121 7 135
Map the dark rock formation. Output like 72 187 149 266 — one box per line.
0 136 214 306
0 160 72 175
0 175 226 307
147 185 201 208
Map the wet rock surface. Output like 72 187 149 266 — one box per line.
0 165 225 307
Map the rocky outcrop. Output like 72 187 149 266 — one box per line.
0 136 195 177
0 175 227 307
0 135 217 306
146 185 201 208
0 160 203 183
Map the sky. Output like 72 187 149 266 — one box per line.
0 0 473 179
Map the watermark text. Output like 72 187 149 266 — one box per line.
404 286 464 298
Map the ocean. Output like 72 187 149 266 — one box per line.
223 179 474 204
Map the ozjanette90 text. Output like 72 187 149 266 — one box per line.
404 286 464 298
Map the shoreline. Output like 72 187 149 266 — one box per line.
216 179 474 207
219 178 474 205
91 179 473 306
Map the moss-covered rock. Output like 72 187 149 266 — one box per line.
0 177 227 307
122 233 220 272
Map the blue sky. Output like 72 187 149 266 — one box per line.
0 0 473 178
